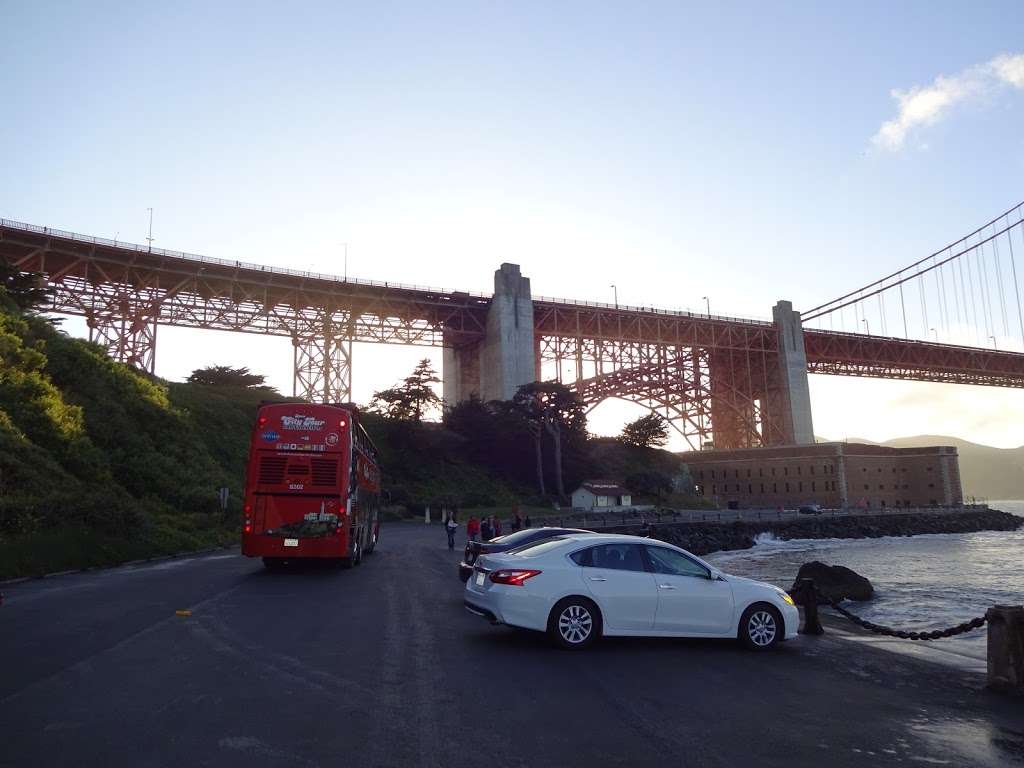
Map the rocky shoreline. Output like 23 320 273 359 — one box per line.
608 507 1023 557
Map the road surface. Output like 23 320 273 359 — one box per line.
2 523 1021 767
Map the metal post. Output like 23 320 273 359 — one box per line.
986 605 1024 694
798 578 824 635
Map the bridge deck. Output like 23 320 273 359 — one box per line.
2 217 1023 386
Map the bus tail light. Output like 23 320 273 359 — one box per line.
243 520 253 534
339 419 347 428
257 416 268 427
489 569 542 586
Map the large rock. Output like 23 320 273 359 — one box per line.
790 561 874 604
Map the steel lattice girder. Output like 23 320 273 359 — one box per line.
539 335 786 450
0 227 489 347
4 221 1024 390
803 330 1024 387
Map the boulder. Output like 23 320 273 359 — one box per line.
790 561 874 604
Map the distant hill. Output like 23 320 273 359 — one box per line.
822 435 1024 501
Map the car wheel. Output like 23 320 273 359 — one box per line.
548 597 601 650
739 603 783 650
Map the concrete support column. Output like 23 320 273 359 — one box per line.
481 263 535 401
442 263 536 406
442 342 482 407
772 300 815 445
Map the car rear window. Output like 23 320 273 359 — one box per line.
490 529 547 547
506 536 568 555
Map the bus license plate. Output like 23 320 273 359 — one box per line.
284 538 299 548
475 571 485 587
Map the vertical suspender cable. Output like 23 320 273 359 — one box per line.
978 241 994 340
899 278 908 338
949 247 962 329
992 228 1010 336
958 256 972 342
1007 218 1024 345
918 268 929 339
934 257 946 335
965 242 980 345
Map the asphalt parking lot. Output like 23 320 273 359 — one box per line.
2 522 1021 767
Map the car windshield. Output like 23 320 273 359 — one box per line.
506 536 569 555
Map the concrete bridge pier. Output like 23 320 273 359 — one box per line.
772 300 815 445
443 263 535 406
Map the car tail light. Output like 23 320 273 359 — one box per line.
257 416 268 427
339 419 347 428
243 519 253 534
490 569 542 586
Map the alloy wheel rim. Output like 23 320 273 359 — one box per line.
558 605 593 644
748 611 777 646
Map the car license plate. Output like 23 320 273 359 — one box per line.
475 571 485 587
284 538 299 548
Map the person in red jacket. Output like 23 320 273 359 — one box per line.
466 515 480 542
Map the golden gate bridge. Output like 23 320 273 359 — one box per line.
2 200 1023 451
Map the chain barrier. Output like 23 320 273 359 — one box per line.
798 580 987 640
824 595 986 640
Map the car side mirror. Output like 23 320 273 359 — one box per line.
707 568 724 581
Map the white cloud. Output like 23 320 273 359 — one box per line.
872 53 1024 151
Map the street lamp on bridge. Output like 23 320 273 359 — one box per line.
990 335 998 350
930 327 938 342
610 284 618 309
702 296 710 316
862 318 870 335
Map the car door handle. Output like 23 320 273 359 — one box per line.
658 584 676 590
589 577 607 582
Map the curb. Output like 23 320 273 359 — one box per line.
0 543 240 586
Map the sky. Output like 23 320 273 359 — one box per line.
2 1 1024 449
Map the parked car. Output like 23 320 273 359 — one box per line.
464 533 799 651
459 526 589 582
798 504 822 515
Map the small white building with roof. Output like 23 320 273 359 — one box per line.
571 480 632 511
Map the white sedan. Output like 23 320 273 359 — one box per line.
464 533 799 650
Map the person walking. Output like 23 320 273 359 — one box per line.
523 515 532 529
467 515 480 542
493 516 503 538
445 515 458 550
512 510 523 531
480 516 493 542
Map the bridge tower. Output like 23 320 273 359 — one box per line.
84 296 159 374
443 263 535 404
292 310 355 403
770 300 815 445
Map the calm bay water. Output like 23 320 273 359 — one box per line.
704 501 1024 653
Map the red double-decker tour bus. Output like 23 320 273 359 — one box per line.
242 402 381 569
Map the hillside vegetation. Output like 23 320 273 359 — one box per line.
0 295 696 578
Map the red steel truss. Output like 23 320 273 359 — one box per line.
803 330 1024 387
3 218 1024 448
